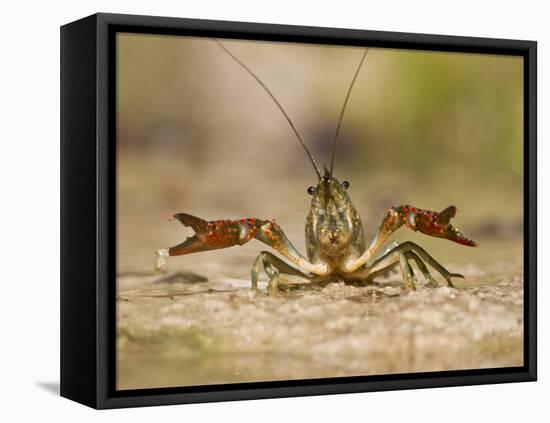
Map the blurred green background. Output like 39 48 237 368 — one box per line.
116 33 523 272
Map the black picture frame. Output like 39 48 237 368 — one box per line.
60 12 537 409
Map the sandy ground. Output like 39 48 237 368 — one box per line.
116 237 523 390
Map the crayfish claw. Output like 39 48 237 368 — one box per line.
436 205 457 228
396 204 478 247
447 226 479 247
172 213 209 234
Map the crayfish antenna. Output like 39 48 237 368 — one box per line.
214 39 322 179
329 48 369 177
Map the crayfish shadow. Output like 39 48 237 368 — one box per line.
152 271 209 284
272 277 403 295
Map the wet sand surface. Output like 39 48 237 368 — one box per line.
116 237 523 390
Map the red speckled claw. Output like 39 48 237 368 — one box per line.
399 205 478 247
436 205 457 228
171 213 210 234
167 214 247 256
162 213 307 266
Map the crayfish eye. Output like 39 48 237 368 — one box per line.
307 186 317 195
341 181 350 189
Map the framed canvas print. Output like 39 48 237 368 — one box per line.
60 13 537 409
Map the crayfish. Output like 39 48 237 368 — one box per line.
155 41 478 293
